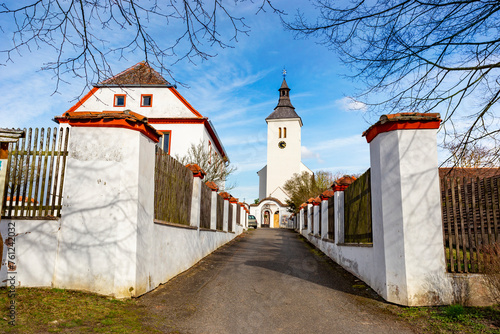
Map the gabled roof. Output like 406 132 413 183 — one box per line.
266 78 302 125
98 61 171 86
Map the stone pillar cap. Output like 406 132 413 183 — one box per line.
363 112 441 143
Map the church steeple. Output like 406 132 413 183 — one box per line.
276 78 294 109
266 77 302 125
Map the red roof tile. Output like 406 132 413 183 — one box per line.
55 110 162 143
439 167 500 179
205 181 219 191
99 61 170 86
219 192 231 200
185 164 206 178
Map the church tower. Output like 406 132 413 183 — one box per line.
257 76 310 203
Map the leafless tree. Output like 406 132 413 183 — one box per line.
0 0 282 91
444 142 499 168
286 1 500 161
175 141 236 191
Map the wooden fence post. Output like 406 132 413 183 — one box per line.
0 130 25 219
186 164 206 228
206 181 219 230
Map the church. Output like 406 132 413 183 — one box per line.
250 76 312 228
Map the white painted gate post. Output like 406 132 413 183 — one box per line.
365 113 450 306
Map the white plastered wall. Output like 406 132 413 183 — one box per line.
74 87 197 118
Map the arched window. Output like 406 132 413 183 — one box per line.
284 127 287 138
279 127 282 138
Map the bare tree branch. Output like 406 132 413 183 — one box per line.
0 0 282 92
286 1 500 165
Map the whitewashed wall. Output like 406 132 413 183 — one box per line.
0 125 245 298
299 124 458 306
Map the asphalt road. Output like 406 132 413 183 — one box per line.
139 229 415 334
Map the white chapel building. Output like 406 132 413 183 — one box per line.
250 77 312 228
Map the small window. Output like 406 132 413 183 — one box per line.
157 131 171 154
141 94 153 107
279 127 282 138
284 127 287 138
114 94 126 107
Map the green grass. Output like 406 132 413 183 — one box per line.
396 304 500 333
0 287 160 333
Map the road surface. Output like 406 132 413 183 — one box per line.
139 229 414 334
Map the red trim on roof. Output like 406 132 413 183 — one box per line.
168 87 203 118
57 111 161 143
364 121 441 143
148 117 227 160
363 113 441 143
65 87 99 113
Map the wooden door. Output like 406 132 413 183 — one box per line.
273 213 279 228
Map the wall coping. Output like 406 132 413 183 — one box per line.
363 113 441 143
205 181 219 191
186 164 206 179
55 110 162 143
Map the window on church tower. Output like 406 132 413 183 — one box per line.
284 127 287 138
279 127 282 138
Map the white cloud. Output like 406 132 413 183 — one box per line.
301 146 324 163
335 96 367 112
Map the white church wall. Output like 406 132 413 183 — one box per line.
265 119 302 204
257 166 267 201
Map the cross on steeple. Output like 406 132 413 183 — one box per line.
282 68 287 78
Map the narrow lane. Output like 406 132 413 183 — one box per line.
139 229 414 334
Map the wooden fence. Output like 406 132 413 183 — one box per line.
154 149 193 225
200 181 212 229
236 205 241 225
303 207 308 228
327 196 335 240
318 203 322 236
228 203 233 232
216 195 224 230
344 169 373 243
441 175 500 273
2 127 69 219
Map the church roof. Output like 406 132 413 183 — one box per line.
266 78 302 124
97 61 171 86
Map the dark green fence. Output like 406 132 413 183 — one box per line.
344 169 372 243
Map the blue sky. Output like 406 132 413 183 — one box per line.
0 1 421 202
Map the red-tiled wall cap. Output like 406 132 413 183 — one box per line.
333 176 357 187
205 181 219 191
219 192 231 200
185 164 206 178
320 190 335 199
363 112 441 143
54 110 161 143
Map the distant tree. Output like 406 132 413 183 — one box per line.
283 171 333 213
286 1 500 163
175 142 236 191
0 1 283 90
444 142 499 168
254 198 260 204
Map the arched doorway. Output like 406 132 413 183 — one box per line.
262 210 271 228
